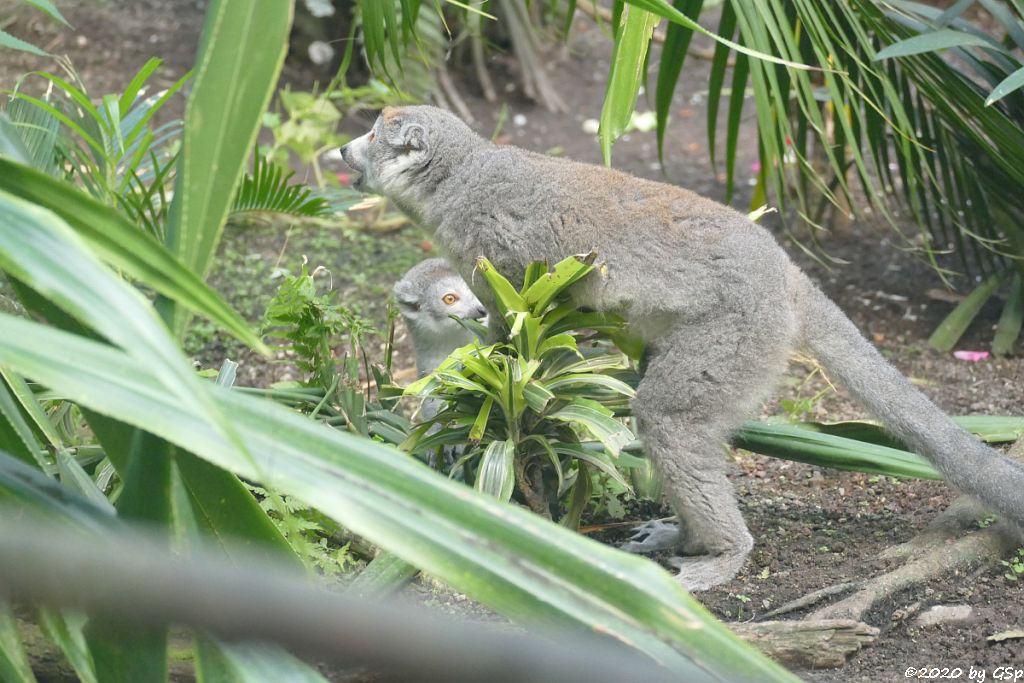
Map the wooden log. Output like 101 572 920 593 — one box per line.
729 618 878 669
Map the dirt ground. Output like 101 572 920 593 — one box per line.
2 2 1023 682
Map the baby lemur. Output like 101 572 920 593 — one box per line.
343 105 1024 591
394 258 486 421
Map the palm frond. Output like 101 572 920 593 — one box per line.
231 151 331 219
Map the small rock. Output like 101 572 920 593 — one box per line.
913 604 973 628
512 113 528 127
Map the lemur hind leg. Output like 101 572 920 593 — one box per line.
629 315 793 591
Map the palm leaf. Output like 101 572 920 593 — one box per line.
231 151 330 219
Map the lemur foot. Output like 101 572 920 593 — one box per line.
618 519 679 553
668 552 747 592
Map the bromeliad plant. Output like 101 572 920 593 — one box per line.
401 253 644 528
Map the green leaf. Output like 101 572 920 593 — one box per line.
0 188 252 476
0 159 268 353
733 422 942 480
0 113 35 167
0 315 797 681
655 0 703 164
554 443 633 492
231 151 330 219
475 438 516 501
523 381 555 413
875 28 1003 60
36 609 98 683
23 0 72 26
993 273 1023 356
545 373 637 398
164 0 294 327
551 400 635 457
621 0 816 69
600 4 661 165
475 257 528 315
986 65 1024 107
346 551 420 599
196 639 329 683
0 29 48 56
469 395 494 441
0 604 37 683
0 374 45 468
928 269 1011 352
522 252 597 311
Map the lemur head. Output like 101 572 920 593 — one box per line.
394 258 487 374
339 106 480 199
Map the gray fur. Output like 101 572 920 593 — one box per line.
345 105 1024 591
394 257 487 378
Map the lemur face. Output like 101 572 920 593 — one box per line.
394 258 487 343
339 106 433 196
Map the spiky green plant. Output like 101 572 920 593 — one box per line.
400 254 643 526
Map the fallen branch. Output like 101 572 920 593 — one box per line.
729 618 878 669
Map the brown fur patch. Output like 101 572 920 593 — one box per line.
382 106 402 122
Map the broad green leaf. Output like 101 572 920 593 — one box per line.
875 28 1004 60
0 604 36 683
551 400 635 457
475 438 516 502
928 269 1011 352
347 551 420 599
469 395 494 441
987 66 1024 106
993 273 1023 356
522 253 597 311
0 188 252 475
554 443 632 492
475 257 528 314
545 373 637 398
780 416 1024 451
0 114 34 166
164 0 293 333
196 638 329 683
733 422 942 480
83 431 173 683
523 382 555 413
0 452 115 530
0 160 268 350
0 315 798 681
600 4 661 164
37 610 98 683
0 375 45 468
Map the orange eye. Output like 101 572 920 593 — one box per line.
442 293 459 305
369 132 376 141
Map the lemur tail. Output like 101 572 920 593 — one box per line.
792 269 1024 532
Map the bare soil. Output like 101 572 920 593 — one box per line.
2 2 1023 682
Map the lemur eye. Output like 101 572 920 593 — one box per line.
369 132 376 142
442 293 459 306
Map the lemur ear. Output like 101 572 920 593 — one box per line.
393 282 420 309
399 122 427 153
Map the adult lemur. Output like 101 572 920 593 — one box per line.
343 106 1024 591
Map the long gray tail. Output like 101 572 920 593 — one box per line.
793 270 1024 531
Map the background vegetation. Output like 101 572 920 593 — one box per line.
0 0 1022 681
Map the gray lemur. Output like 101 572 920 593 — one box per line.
343 105 1024 591
394 257 488 379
